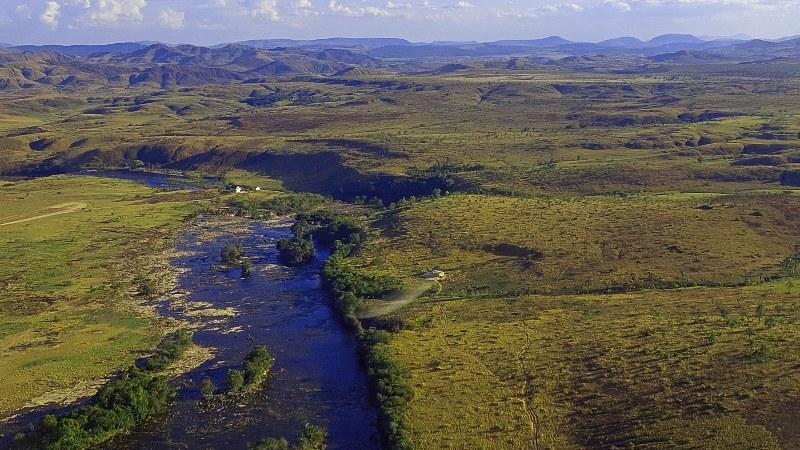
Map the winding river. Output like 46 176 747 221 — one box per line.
110 217 380 449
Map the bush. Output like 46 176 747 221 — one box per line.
253 438 290 450
241 257 254 277
221 243 244 265
277 238 315 266
200 376 215 401
139 330 192 372
242 346 275 385
296 424 327 450
137 278 157 297
218 346 274 398
260 193 326 215
17 369 174 450
253 424 327 450
225 369 245 394
297 212 367 255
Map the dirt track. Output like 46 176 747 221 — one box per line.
0 202 88 227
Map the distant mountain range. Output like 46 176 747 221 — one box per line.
1 35 799 91
0 43 380 90
7 34 800 59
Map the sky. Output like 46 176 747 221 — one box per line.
0 0 798 45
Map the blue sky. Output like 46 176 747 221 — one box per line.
1 0 798 45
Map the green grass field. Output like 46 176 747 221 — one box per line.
0 176 200 416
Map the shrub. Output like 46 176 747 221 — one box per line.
200 376 215 401
221 243 244 265
225 369 245 394
137 278 158 297
277 238 315 266
242 346 275 386
17 369 175 449
296 424 327 450
253 437 290 450
241 257 254 277
251 424 326 450
260 193 326 215
139 330 192 372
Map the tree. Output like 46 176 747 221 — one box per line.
296 424 327 450
200 376 215 400
241 257 254 278
225 369 244 394
221 243 244 265
253 437 290 450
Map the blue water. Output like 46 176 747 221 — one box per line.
106 219 381 449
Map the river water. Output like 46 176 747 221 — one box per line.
109 218 381 449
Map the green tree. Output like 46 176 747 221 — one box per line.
200 376 215 400
253 437 290 450
225 369 244 394
241 257 254 278
296 424 327 450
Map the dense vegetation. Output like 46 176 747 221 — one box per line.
219 346 275 397
253 423 327 450
277 237 315 266
311 211 411 449
138 330 193 372
220 242 255 277
15 331 193 449
220 243 244 265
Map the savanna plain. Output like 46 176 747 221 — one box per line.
0 39 799 449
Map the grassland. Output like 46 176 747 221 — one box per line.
2 60 800 449
388 282 800 449
359 192 800 295
0 175 202 417
3 69 800 198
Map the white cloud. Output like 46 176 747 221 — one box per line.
605 0 633 11
251 0 280 20
40 1 61 29
158 7 185 29
293 0 318 16
455 0 473 8
83 0 147 26
328 0 391 17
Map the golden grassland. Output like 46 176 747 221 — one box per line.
0 175 204 416
389 281 800 449
358 192 800 296
350 189 800 449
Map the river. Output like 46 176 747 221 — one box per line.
1 171 381 449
